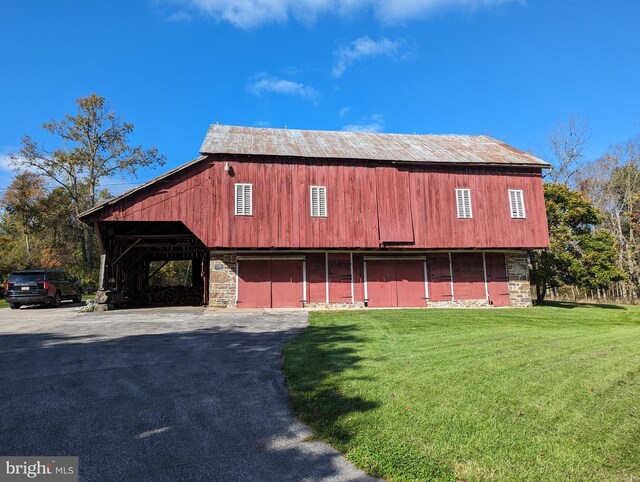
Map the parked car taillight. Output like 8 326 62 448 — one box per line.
43 281 49 290
3 281 8 291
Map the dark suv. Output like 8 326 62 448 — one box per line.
3 270 83 309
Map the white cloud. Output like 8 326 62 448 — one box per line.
254 120 271 127
166 0 519 28
0 153 40 176
0 154 13 172
166 11 192 22
343 114 385 133
248 73 318 101
375 0 519 23
333 37 401 78
339 106 351 117
184 0 289 28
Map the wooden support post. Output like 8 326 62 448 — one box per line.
98 254 106 291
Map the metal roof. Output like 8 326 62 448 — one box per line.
200 125 550 167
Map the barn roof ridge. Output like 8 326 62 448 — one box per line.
199 124 550 168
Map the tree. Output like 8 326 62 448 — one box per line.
12 94 166 267
576 134 640 299
546 115 591 185
0 173 46 256
529 183 623 303
0 212 30 278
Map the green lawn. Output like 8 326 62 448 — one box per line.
282 303 640 482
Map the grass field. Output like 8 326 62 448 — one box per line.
283 303 640 481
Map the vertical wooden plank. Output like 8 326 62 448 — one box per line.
366 260 397 307
350 252 354 303
427 253 453 301
352 254 365 302
396 260 426 307
486 252 511 306
449 252 455 301
237 259 271 308
306 254 326 303
375 167 414 243
271 260 304 308
302 259 307 304
328 253 352 303
325 251 329 303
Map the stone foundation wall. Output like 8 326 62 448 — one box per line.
428 299 490 308
209 252 237 308
506 251 532 307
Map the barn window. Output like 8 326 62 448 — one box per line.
310 186 327 217
455 188 472 219
509 189 526 218
235 183 252 216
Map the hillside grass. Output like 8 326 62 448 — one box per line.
282 303 640 481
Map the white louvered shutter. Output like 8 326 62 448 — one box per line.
456 188 472 218
310 186 327 217
235 183 252 216
509 189 525 218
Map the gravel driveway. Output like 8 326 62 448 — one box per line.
0 304 376 481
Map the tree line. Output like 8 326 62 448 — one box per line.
530 117 639 303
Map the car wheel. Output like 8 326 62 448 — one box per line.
9 302 21 310
73 288 83 304
50 291 61 308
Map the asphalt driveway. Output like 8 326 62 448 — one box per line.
0 304 376 481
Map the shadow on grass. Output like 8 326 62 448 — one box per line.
537 300 627 310
0 319 376 481
283 324 379 446
282 321 454 482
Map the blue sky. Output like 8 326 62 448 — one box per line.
1 0 639 193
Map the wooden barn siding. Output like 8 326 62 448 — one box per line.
306 253 326 303
91 156 548 249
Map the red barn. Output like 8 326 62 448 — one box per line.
79 125 549 308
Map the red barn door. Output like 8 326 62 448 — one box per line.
271 260 304 308
451 253 486 300
427 254 453 302
366 259 426 307
485 253 511 307
237 259 304 308
396 260 426 307
238 259 271 308
328 254 352 303
366 260 397 307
